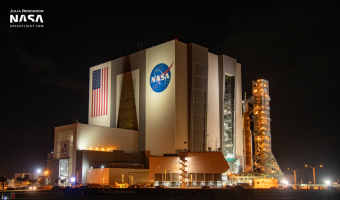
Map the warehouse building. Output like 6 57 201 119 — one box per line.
47 40 243 186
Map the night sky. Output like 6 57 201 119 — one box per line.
1 1 339 184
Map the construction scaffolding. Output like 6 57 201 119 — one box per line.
251 79 282 174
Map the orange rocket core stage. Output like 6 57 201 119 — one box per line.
243 108 252 172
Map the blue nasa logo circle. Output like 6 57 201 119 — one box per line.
150 63 172 93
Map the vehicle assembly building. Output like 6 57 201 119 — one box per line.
47 40 283 187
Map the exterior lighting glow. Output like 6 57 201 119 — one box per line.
71 177 76 183
102 148 104 150
320 165 323 167
325 180 330 185
37 169 41 173
91 166 93 169
83 147 86 150
107 148 110 151
96 147 98 150
101 166 104 168
90 147 92 150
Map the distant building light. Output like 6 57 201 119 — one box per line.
91 167 93 169
71 177 76 183
101 166 104 168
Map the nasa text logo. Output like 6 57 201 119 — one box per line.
150 62 173 93
10 9 44 28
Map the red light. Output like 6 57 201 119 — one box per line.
175 39 177 41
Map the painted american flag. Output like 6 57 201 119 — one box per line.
92 67 108 118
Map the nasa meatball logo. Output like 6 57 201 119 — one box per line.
150 62 173 93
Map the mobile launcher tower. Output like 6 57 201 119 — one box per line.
231 79 284 184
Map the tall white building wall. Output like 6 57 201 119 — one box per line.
207 53 220 151
175 41 189 152
145 41 176 155
85 40 243 159
235 63 243 170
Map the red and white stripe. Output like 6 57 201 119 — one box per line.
91 66 108 118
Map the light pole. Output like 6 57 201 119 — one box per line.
288 168 298 188
305 165 322 187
